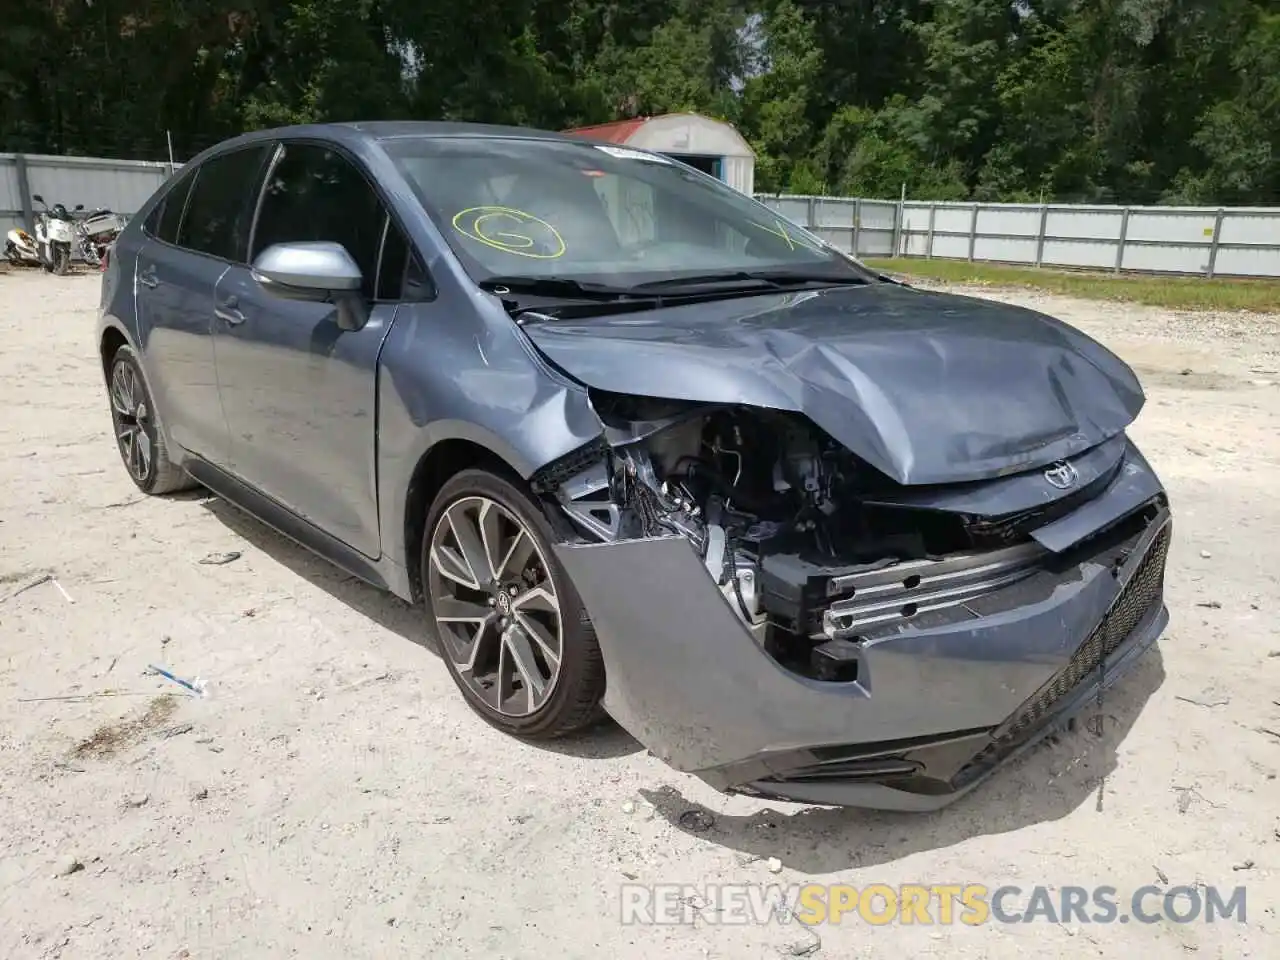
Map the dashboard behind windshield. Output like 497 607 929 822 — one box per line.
380 136 871 287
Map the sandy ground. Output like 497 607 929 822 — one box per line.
1 266 1278 959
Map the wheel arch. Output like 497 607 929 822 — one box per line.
401 434 527 604
99 323 132 381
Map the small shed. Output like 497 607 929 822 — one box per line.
563 113 755 195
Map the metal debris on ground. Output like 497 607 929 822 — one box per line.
146 665 204 696
1173 784 1223 814
781 936 821 957
678 809 715 832
198 551 242 565
1 573 52 604
19 690 155 703
99 497 144 509
1195 600 1222 609
1 572 72 604
1175 695 1230 708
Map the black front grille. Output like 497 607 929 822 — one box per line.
965 459 1122 545
955 521 1171 784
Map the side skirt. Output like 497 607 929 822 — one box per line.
183 456 398 596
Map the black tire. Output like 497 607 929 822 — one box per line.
53 244 69 276
106 345 199 495
422 468 605 739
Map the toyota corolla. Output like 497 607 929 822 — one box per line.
97 121 1171 810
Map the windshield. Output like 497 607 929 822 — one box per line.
380 136 873 287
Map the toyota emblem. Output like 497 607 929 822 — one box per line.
1044 461 1079 490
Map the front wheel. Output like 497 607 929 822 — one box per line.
422 468 605 739
53 243 69 275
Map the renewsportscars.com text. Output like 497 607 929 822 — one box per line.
619 883 1248 927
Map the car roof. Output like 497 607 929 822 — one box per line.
214 120 579 151
338 120 579 143
183 120 601 170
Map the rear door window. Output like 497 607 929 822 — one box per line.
176 145 272 262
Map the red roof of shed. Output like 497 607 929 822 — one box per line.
562 119 646 143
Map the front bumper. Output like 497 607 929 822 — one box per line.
555 490 1171 812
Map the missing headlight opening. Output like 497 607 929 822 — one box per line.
546 391 1109 683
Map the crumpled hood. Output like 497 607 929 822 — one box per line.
522 282 1145 485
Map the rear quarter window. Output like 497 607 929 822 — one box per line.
144 168 197 245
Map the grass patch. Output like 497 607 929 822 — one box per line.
862 258 1280 313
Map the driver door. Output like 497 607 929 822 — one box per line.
211 141 426 558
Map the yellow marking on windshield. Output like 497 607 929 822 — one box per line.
452 206 566 259
752 218 824 252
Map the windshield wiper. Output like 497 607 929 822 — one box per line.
479 275 639 300
744 269 872 285
631 270 871 292
631 271 779 291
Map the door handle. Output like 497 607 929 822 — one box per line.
138 267 158 289
215 295 246 326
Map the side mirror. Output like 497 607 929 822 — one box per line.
75 204 84 211
32 194 43 203
251 241 367 331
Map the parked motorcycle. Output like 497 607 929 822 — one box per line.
4 225 41 266
75 208 128 270
31 194 77 275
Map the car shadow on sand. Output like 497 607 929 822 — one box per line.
638 645 1167 872
200 495 644 761
200 493 1168 835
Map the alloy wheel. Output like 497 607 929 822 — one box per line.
109 360 154 483
428 495 564 718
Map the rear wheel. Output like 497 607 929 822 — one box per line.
422 468 605 739
107 345 197 495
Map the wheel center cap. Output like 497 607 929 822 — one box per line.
496 592 512 615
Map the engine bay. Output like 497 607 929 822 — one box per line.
534 390 1112 681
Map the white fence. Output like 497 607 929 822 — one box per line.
755 195 1280 279
1 152 177 237
5 151 1280 279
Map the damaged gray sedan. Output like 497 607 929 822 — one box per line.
98 122 1170 811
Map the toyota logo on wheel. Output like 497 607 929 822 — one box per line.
1044 461 1079 489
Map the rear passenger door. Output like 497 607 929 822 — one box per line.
135 144 272 467
212 140 429 558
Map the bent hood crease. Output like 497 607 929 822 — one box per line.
520 283 1145 485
